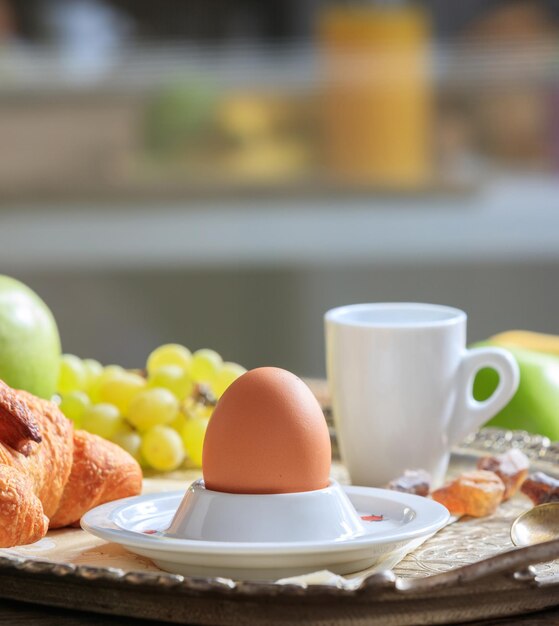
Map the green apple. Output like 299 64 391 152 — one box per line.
0 276 61 398
473 342 559 440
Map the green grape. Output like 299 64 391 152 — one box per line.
138 454 151 470
57 354 87 394
211 362 247 398
83 358 103 377
146 344 192 375
83 358 103 391
190 349 222 383
183 399 213 421
81 403 123 440
148 365 194 400
112 426 142 462
141 425 185 471
99 371 146 415
168 411 187 432
88 365 125 403
59 391 91 427
127 387 179 432
181 417 208 467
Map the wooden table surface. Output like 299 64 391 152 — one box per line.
1 598 559 625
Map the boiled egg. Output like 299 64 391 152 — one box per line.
202 367 331 494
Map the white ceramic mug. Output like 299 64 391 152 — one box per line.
325 303 520 487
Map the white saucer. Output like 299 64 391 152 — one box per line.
82 486 449 581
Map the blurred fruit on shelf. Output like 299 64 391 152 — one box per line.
55 344 246 472
217 92 313 182
218 93 309 144
221 139 310 181
218 94 276 139
0 275 61 399
462 2 555 169
140 81 315 186
143 80 218 158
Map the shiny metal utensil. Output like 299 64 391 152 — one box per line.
511 502 559 547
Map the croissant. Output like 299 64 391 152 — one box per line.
0 380 142 547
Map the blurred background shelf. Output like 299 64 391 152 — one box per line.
0 0 558 377
0 175 477 206
1 174 558 270
0 36 556 202
1 38 557 95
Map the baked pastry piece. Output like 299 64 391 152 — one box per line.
0 465 48 546
0 380 142 547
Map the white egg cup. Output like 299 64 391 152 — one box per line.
166 478 366 543
82 483 450 580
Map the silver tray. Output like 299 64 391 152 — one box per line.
0 428 558 626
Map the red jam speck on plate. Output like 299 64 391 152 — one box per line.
361 514 384 522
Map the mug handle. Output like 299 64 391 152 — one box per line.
448 347 520 446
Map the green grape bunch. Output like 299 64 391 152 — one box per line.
54 344 246 472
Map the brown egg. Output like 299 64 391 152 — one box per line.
202 367 331 494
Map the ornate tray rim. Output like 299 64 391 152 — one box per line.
0 428 558 596
1 428 559 626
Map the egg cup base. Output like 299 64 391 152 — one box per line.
165 479 366 543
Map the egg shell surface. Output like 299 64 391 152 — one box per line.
202 367 331 494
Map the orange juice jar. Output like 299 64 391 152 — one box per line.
318 3 432 187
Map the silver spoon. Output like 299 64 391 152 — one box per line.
511 502 559 547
